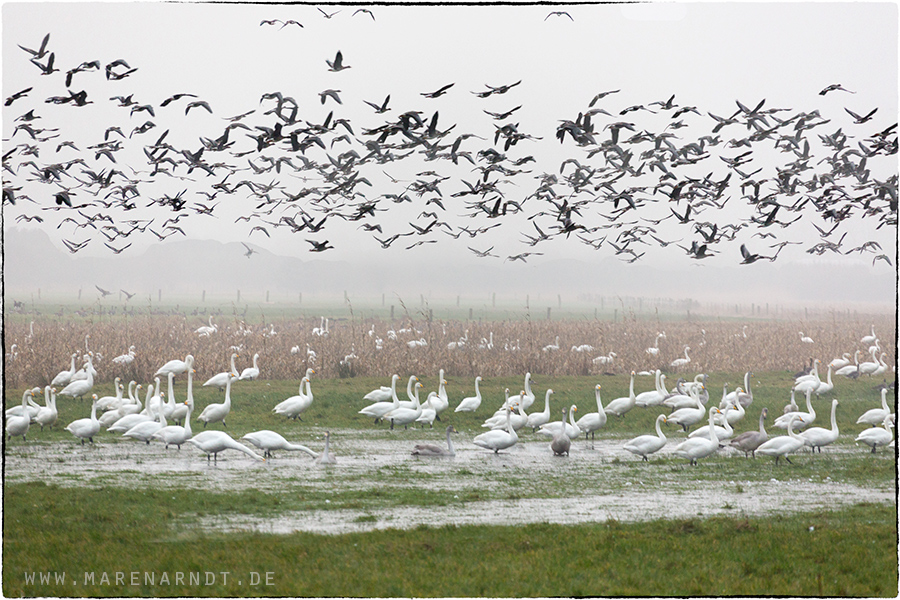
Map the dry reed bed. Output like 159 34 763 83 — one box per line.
4 312 895 389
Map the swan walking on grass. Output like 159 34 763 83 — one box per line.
801 399 839 453
198 373 236 428
455 376 483 413
855 415 894 453
204 353 239 389
239 353 260 380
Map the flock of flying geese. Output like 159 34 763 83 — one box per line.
3 17 896 266
6 323 894 464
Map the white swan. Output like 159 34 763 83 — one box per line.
857 347 881 376
58 355 94 399
724 371 754 408
575 385 607 440
96 377 125 411
645 332 665 356
316 431 337 464
673 407 721 465
155 354 194 378
861 324 877 346
774 389 815 430
605 371 637 418
801 399 839 453
112 345 136 365
592 351 616 366
161 372 179 421
542 336 560 352
153 401 193 449
195 315 217 337
34 386 59 431
666 387 706 432
623 414 667 461
239 353 260 381
100 382 143 427
51 353 78 387
412 425 458 457
170 369 195 425
756 414 805 464
359 375 401 422
689 403 735 441
799 331 815 344
835 350 861 377
857 388 891 427
123 396 167 444
670 346 691 368
455 376 483 413
6 386 41 419
386 382 423 429
65 394 101 445
6 389 35 440
188 430 263 461
729 407 769 457
197 374 236 428
416 393 438 427
855 415 894 453
519 372 536 410
363 377 394 403
828 353 852 371
635 370 665 407
241 430 317 458
537 404 580 439
871 352 888 378
550 408 572 456
397 376 420 409
527 389 553 431
432 370 450 418
273 377 314 420
107 385 155 432
204 353 239 389
473 405 518 453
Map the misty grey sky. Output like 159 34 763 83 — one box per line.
2 2 897 277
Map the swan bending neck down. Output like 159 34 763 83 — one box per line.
412 425 458 457
187 430 264 462
241 430 317 459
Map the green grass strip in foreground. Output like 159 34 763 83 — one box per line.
3 482 896 597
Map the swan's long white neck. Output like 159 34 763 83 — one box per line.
654 414 666 439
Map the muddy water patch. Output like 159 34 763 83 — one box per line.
194 479 895 536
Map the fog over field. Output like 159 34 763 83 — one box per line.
3 227 896 309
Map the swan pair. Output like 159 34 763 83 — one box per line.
273 377 314 419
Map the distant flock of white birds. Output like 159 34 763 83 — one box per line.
5 323 895 464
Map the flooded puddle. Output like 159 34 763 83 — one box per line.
5 428 894 535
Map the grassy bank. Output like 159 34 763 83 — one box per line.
3 481 896 597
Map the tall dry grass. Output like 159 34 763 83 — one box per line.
3 310 895 389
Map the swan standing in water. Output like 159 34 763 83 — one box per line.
673 407 722 465
550 408 572 456
537 405 580 439
855 415 894 453
153 401 193 449
316 431 337 464
204 353 239 389
188 430 264 462
801 399 839 453
198 374 236 428
575 385 607 441
623 414 668 461
729 408 769 457
123 396 167 444
455 376 483 413
65 394 101 445
386 382 423 429
412 425 458 457
241 430 317 458
756 414 805 465
359 375 401 423
526 389 553 432
239 353 261 381
473 405 518 453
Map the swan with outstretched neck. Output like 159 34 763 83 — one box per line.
623 414 667 461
